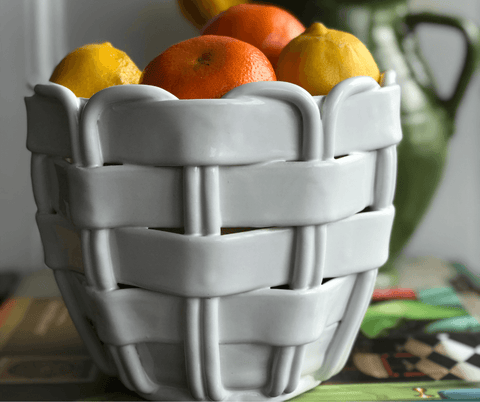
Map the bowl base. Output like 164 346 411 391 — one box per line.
134 374 321 401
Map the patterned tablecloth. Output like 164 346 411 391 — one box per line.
0 257 479 401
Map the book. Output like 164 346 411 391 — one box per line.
0 286 139 400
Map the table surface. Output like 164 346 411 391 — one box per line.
1 257 479 401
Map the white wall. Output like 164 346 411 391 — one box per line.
0 0 196 273
0 0 45 272
1 0 479 273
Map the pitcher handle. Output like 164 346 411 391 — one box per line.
404 12 480 122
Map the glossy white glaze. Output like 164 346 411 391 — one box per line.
26 72 401 401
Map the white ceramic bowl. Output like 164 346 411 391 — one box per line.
26 72 401 401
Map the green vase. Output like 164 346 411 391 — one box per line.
270 0 480 277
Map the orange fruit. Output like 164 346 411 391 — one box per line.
177 0 250 30
50 42 141 98
140 35 276 99
201 3 305 69
276 22 380 96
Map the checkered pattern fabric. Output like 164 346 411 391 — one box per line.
405 333 480 381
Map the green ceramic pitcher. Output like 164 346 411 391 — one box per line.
270 0 480 273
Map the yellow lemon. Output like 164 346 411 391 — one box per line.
276 22 380 96
50 42 141 98
177 0 249 29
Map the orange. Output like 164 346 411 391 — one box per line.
201 3 305 69
140 35 276 99
276 22 380 96
177 0 249 30
50 42 141 98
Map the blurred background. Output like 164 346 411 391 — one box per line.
1 0 479 275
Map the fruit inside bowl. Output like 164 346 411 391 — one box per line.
49 4 381 101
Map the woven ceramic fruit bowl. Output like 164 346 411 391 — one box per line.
25 71 401 401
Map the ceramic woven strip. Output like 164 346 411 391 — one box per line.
313 80 399 381
49 154 377 229
182 164 225 400
83 274 354 346
77 86 179 397
26 83 401 165
35 208 394 295
268 76 384 396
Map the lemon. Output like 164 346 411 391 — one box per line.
276 22 380 96
50 42 141 98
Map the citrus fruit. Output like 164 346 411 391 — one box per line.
140 35 276 99
201 3 305 69
177 0 249 30
50 42 142 98
276 22 381 96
